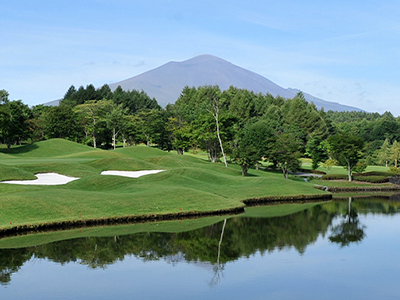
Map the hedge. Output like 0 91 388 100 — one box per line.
322 174 389 183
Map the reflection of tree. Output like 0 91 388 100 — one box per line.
329 197 366 247
7 198 398 284
0 249 33 285
209 219 227 286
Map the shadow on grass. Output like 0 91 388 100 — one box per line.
0 144 38 155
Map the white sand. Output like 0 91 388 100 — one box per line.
0 170 164 185
100 170 165 178
0 173 80 185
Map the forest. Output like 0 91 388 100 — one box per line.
1 84 399 179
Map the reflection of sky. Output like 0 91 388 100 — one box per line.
2 215 400 300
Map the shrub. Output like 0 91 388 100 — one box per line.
322 174 348 180
354 171 394 176
353 160 367 173
353 175 389 183
389 167 400 174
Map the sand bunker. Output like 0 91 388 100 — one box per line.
1 173 80 185
100 170 164 178
0 170 164 185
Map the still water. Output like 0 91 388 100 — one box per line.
1 196 400 299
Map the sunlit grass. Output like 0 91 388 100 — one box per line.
0 139 329 230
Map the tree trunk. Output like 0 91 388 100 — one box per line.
217 219 227 266
348 197 352 219
208 97 228 167
241 165 248 176
208 148 218 163
347 161 352 182
93 119 97 148
215 117 228 167
281 166 288 179
113 128 116 150
177 148 183 155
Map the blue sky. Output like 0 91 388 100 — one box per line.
1 0 399 115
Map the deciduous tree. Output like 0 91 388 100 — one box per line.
327 133 364 182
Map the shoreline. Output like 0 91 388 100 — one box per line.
0 194 332 237
314 185 400 192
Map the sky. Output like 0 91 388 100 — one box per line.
1 0 400 115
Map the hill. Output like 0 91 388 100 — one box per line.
109 54 363 112
0 139 99 158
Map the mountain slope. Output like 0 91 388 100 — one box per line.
109 55 363 112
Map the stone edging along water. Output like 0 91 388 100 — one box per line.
0 194 333 237
314 185 400 192
242 194 332 206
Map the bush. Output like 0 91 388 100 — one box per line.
353 175 389 183
322 174 348 180
389 167 400 174
322 173 389 183
353 161 367 173
354 171 394 176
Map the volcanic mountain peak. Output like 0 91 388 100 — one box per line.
108 55 363 112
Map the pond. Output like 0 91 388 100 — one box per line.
2 195 400 299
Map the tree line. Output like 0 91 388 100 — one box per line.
1 84 399 179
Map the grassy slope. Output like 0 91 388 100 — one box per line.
0 202 321 249
0 139 327 230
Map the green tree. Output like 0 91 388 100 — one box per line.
0 91 32 148
269 132 302 179
166 116 192 155
75 100 112 148
391 140 400 168
378 138 392 167
105 103 128 149
306 136 328 170
234 120 274 176
113 86 160 115
327 133 364 182
42 105 81 140
133 109 166 147
322 158 338 174
198 85 228 167
27 105 50 142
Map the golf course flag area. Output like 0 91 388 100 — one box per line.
0 139 328 232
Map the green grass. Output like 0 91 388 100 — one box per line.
301 161 391 175
311 178 395 188
0 139 328 231
0 200 321 249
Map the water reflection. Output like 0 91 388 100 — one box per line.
329 197 366 247
1 196 400 287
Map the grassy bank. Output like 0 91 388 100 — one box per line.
0 139 329 232
0 201 324 249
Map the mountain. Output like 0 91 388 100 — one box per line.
108 54 363 112
43 99 61 107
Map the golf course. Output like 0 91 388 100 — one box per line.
0 139 331 233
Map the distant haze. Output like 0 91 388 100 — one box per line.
108 55 363 112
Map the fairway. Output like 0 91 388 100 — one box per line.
0 139 328 231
